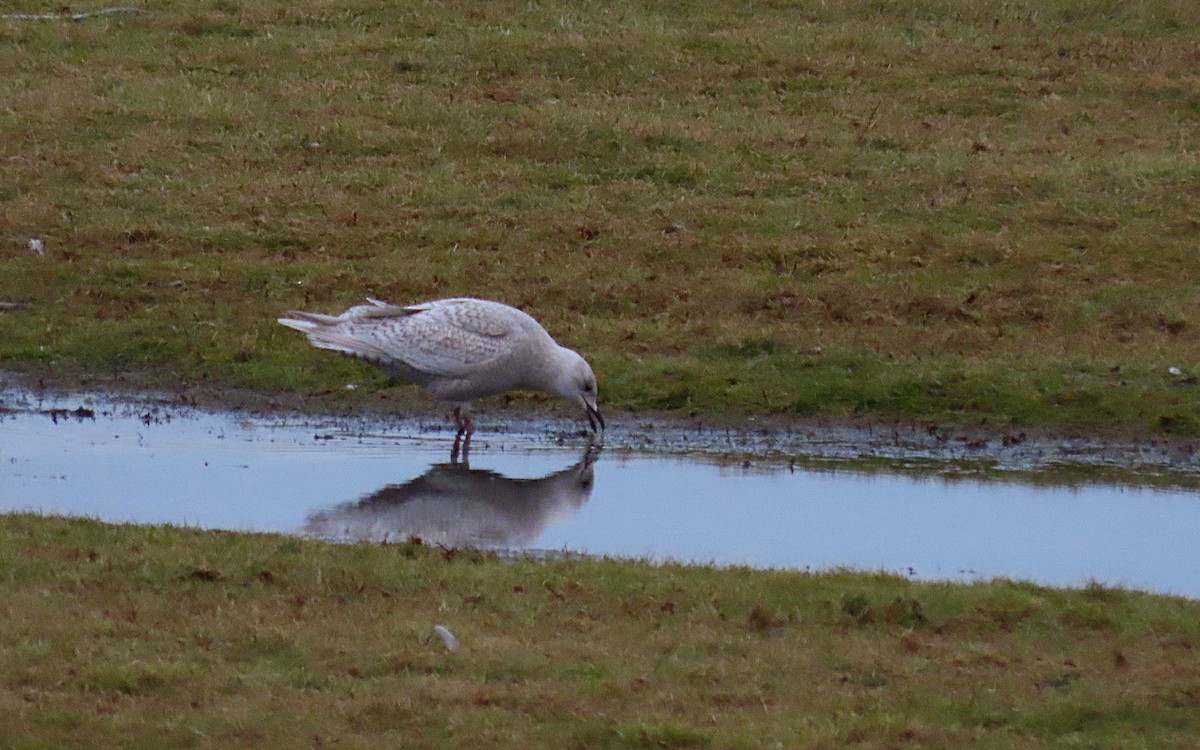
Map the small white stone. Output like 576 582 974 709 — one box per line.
433 624 459 652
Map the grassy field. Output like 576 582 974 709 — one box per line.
2 0 1200 433
1 513 1197 749
4 6 1199 747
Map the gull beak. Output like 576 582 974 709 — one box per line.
584 400 605 433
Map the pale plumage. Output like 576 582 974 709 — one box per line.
278 297 604 436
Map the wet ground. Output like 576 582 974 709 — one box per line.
2 387 1199 598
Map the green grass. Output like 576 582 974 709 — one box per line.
2 513 1199 748
3 0 1200 431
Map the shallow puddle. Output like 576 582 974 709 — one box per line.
2 392 1198 598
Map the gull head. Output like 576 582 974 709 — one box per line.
550 347 604 433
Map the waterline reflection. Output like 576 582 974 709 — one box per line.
303 447 599 546
1 393 1199 597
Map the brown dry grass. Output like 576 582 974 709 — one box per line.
2 514 1199 748
1 0 1200 430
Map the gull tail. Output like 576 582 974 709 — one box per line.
278 310 344 329
278 310 392 361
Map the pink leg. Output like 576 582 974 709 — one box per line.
450 407 473 465
452 406 475 437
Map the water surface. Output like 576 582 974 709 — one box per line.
2 396 1198 598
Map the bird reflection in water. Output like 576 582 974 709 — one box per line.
451 431 469 465
302 445 600 549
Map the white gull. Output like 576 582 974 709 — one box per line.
278 297 603 436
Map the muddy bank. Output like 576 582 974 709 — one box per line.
3 375 1200 488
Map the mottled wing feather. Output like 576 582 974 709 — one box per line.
284 299 522 382
373 307 513 378
404 298 514 338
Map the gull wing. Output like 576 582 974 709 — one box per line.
279 298 521 381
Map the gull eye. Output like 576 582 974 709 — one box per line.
583 383 593 392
